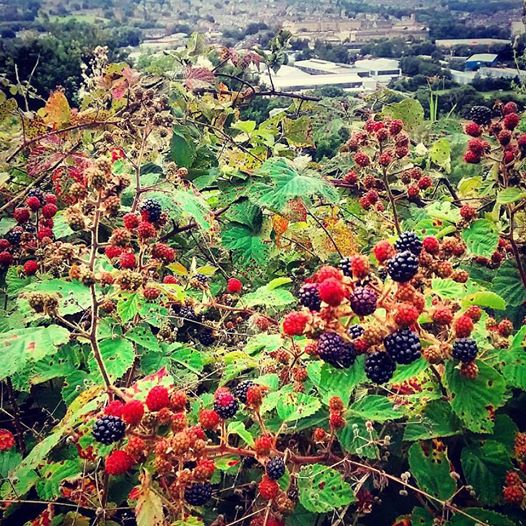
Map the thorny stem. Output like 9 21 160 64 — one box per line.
4 377 26 455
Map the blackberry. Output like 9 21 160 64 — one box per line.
6 227 24 246
140 199 162 222
387 251 419 282
195 273 208 284
384 328 421 364
177 305 198 323
338 257 352 277
197 327 215 346
298 283 321 311
184 481 212 505
348 324 364 339
27 188 45 203
469 106 492 125
378 268 388 281
266 457 286 480
317 332 356 369
92 415 126 445
234 380 255 404
350 286 377 316
365 351 396 384
395 231 422 256
452 338 478 362
214 396 239 419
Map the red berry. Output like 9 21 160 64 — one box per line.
354 151 370 167
359 196 372 210
227 278 243 293
137 221 156 239
194 458 215 480
37 227 53 240
328 396 344 412
464 305 482 322
123 213 140 230
454 315 474 338
0 429 16 451
504 148 516 164
394 303 419 327
422 236 440 254
119 252 136 269
343 170 357 184
0 251 13 266
329 412 345 430
378 152 392 167
464 150 481 164
350 255 369 278
407 185 420 198
143 287 160 300
498 129 512 146
498 319 513 337
460 205 477 220
145 386 170 411
502 102 518 115
163 275 178 284
259 475 279 500
0 239 9 250
104 400 124 417
464 121 481 137
152 243 176 262
373 240 395 263
389 119 403 135
503 484 525 505
365 189 379 204
170 390 187 411
13 207 31 223
282 311 309 336
105 450 135 475
105 245 123 259
199 409 220 430
395 146 409 158
316 266 343 283
432 306 453 325
468 138 489 155
505 470 522 487
122 400 144 425
254 435 273 456
504 113 520 130
417 176 432 190
26 196 41 210
318 278 346 306
23 260 38 275
44 193 57 204
41 203 57 219
518 134 526 147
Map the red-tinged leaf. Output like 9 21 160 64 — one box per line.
183 67 215 90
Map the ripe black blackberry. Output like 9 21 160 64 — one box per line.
195 273 208 284
317 332 356 369
469 106 492 125
348 324 364 339
140 199 162 222
27 188 45 203
395 231 422 256
177 305 198 323
184 481 212 505
197 327 215 346
350 286 377 316
298 283 321 311
266 457 286 480
92 415 126 444
387 251 419 282
452 338 478 362
365 351 396 384
234 380 255 404
384 328 421 364
214 395 239 419
6 227 23 246
338 257 352 277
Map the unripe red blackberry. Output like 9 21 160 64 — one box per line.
504 113 520 130
354 151 370 167
453 315 473 338
464 150 481 164
378 152 392 166
259 475 279 500
137 221 156 239
13 207 31 223
318 277 345 306
464 121 481 137
460 361 479 379
282 311 309 336
498 319 513 337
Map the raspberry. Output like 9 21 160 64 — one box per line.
389 119 403 135
282 311 309 336
498 319 513 337
318 278 346 306
137 221 156 239
214 389 238 419
454 315 474 338
145 386 170 411
373 240 395 263
140 199 162 222
365 351 396 384
13 207 31 223
387 251 419 282
92 415 125 444
503 484 524 505
199 409 220 430
41 203 57 219
464 150 481 164
105 450 135 475
151 242 176 262
266 457 285 480
298 283 321 311
254 435 273 456
104 400 124 417
348 324 364 339
317 332 356 369
123 213 140 230
184 481 212 505
23 260 38 275
384 328 421 364
350 286 377 316
0 429 15 451
227 277 243 293
469 106 492 125
316 265 343 282
394 303 419 326
464 121 481 137
119 252 136 269
395 231 422 256
26 196 41 210
105 245 123 260
329 412 345 430
354 151 370 167
504 113 520 130
452 338 478 362
194 458 215 480
121 400 144 425
170 390 187 411
259 475 279 500
460 361 479 379
233 380 255 404
464 306 482 322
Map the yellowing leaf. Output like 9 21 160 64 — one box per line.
39 90 71 126
136 472 164 526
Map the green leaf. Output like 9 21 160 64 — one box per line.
126 324 160 352
227 421 254 446
496 187 526 204
462 219 499 258
117 292 141 323
297 464 354 513
448 508 516 526
499 326 526 390
382 98 424 130
136 483 164 526
461 440 511 505
5 266 32 296
411 506 434 526
241 280 295 310
170 189 211 229
0 450 22 478
277 392 321 422
348 395 401 423
170 131 196 168
222 224 270 266
389 356 428 384
1 325 70 381
404 400 461 441
444 361 506 433
0 217 16 236
286 504 318 526
36 459 82 500
462 290 506 310
244 333 283 355
492 260 526 307
337 417 379 459
431 277 465 300
429 138 451 171
408 443 456 500
89 337 135 381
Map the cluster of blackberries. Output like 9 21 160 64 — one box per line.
184 481 213 505
140 199 162 222
92 415 126 444
394 231 422 256
298 283 321 311
317 332 356 369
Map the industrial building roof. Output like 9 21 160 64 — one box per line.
466 54 498 63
